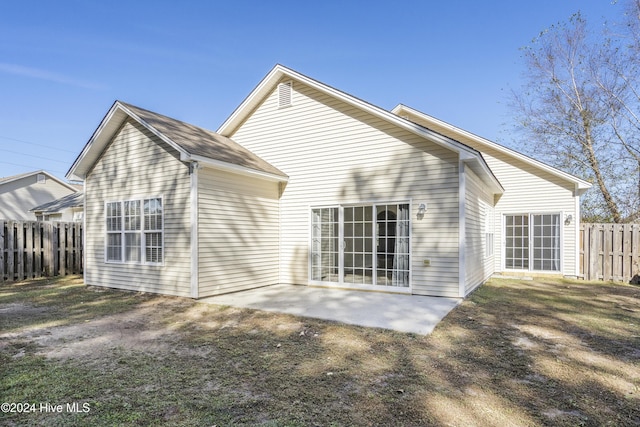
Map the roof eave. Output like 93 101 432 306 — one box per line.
393 104 593 191
216 65 502 187
67 101 191 181
181 153 289 183
67 101 126 181
0 170 78 193
217 66 477 156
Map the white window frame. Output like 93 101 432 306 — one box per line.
104 196 164 265
36 173 46 184
502 212 562 273
309 200 412 293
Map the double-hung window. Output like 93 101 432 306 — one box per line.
105 197 163 264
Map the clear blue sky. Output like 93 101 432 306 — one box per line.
0 0 621 180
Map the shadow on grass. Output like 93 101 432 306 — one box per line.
1 276 639 426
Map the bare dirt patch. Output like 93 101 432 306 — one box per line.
1 275 639 426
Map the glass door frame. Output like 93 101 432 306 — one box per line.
503 212 563 273
309 201 412 293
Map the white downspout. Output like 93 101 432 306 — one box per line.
459 160 467 297
190 161 199 298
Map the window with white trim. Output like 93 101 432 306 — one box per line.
505 213 560 271
105 197 163 264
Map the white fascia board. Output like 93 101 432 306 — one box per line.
393 104 592 192
464 157 504 195
2 170 77 193
217 65 285 135
67 102 190 181
217 66 501 193
181 153 289 183
67 103 127 181
216 65 480 159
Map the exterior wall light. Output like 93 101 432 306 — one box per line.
418 203 427 215
564 214 573 225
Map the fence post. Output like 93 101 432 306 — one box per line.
25 222 34 279
59 223 67 276
42 222 51 276
623 224 631 281
34 223 42 278
0 221 5 283
52 223 59 276
588 224 599 280
73 222 82 274
633 224 640 280
7 221 15 282
16 222 24 281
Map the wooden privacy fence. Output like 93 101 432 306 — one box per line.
580 223 640 283
1 220 83 283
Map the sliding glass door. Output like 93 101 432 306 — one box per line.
505 213 561 272
311 203 410 288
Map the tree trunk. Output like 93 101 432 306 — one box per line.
583 122 622 222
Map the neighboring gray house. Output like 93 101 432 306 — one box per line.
31 192 84 222
67 65 591 299
0 170 79 220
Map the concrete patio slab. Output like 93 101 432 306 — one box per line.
200 285 462 335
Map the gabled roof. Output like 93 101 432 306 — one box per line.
217 64 504 194
66 101 288 182
0 170 78 192
392 104 592 194
31 192 84 214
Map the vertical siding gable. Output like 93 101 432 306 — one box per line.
85 119 192 297
231 80 463 297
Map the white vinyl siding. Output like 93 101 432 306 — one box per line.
464 168 495 293
400 113 579 277
0 175 77 220
230 79 461 297
84 119 191 297
484 151 574 275
197 167 280 297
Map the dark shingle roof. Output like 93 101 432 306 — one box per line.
31 192 83 213
120 102 287 178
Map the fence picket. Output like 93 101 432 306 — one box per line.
0 222 4 283
1 220 82 283
7 222 15 281
59 223 66 276
25 222 34 280
34 223 42 278
580 223 640 282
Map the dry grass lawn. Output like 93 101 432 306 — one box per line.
1 275 639 426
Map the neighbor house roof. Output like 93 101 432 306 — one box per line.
0 170 78 192
67 101 288 182
30 192 84 214
391 104 593 194
217 64 504 194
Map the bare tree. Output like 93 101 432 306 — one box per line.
512 6 640 222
